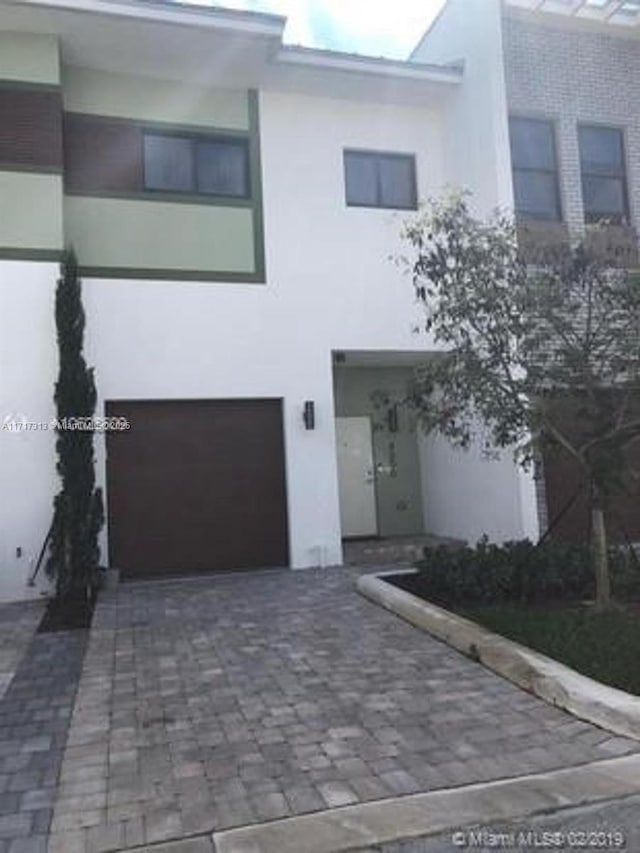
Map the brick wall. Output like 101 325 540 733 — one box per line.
503 14 640 542
503 13 640 235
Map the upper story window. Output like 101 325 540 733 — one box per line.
509 117 561 221
344 150 417 210
143 133 250 198
578 125 629 225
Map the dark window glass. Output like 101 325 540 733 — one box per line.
143 133 249 198
579 126 628 224
510 118 556 170
379 156 416 209
344 151 417 209
509 117 561 221
196 140 249 197
513 172 560 221
345 152 378 207
144 135 193 192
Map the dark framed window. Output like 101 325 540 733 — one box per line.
344 150 417 210
143 132 250 198
509 117 561 221
578 125 629 225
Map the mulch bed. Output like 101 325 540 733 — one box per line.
382 572 640 697
37 587 97 633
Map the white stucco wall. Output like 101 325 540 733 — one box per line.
419 430 539 545
411 0 539 544
412 0 514 215
0 80 539 599
0 262 58 601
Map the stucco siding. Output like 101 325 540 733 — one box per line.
62 66 249 131
0 32 60 85
0 172 63 252
0 261 58 602
64 197 256 277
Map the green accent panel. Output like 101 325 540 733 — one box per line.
0 163 62 176
0 34 60 85
78 266 264 283
63 67 249 131
64 188 253 208
0 247 62 262
248 90 266 285
64 196 255 275
0 171 62 250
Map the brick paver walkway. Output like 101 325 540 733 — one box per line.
47 568 639 852
0 601 44 700
0 628 87 853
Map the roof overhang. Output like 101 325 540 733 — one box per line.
0 0 462 105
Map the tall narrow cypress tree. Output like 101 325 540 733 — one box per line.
46 250 104 601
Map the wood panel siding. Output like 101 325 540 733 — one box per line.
543 446 640 543
0 88 62 170
63 113 143 193
542 396 640 543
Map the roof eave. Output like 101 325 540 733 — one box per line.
10 0 287 39
275 45 464 86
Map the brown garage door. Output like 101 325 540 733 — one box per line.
105 399 289 579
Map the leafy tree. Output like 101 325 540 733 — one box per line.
402 194 640 610
46 250 104 601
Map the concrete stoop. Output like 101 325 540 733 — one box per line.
357 572 640 742
343 536 463 567
120 755 640 853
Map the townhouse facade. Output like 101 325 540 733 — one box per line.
2 0 636 601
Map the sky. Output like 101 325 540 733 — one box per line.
190 0 447 60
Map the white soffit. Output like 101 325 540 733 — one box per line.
506 0 640 28
0 0 462 102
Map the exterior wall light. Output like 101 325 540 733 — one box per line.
303 401 315 430
387 404 399 433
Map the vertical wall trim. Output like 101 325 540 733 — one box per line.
248 89 266 284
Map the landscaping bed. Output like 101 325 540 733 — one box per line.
386 539 640 698
462 603 640 696
37 586 97 632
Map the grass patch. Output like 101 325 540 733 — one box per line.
460 603 640 697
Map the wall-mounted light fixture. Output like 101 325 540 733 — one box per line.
303 400 315 430
387 404 399 433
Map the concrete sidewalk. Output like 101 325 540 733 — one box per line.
357 791 640 852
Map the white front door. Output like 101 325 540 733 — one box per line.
335 416 377 538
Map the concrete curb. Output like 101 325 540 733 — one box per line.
357 572 640 742
212 754 640 853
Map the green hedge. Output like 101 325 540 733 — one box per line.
412 538 640 606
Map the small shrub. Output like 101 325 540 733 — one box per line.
610 547 640 600
414 537 597 607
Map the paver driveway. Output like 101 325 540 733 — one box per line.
49 568 638 852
